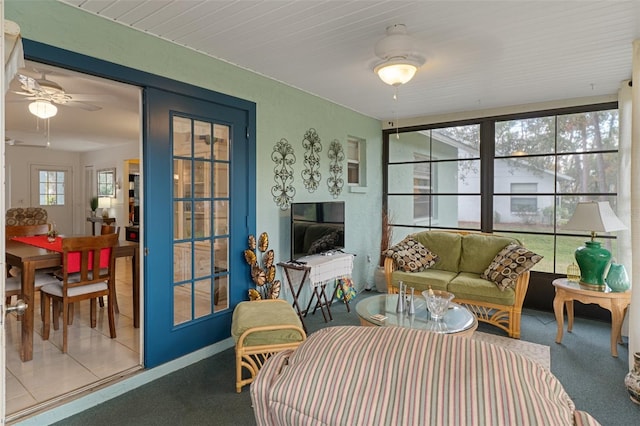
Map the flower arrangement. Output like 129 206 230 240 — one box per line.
47 228 58 242
243 232 281 300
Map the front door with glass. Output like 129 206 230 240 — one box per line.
145 88 254 367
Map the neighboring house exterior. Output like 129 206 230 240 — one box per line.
389 129 572 230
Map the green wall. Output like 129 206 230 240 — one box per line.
6 1 383 291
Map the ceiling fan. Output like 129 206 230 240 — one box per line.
5 136 49 148
11 73 104 113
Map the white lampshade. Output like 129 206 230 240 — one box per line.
28 100 57 119
374 60 418 86
98 197 111 209
564 201 627 237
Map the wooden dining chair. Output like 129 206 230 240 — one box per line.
5 207 48 226
40 233 119 353
5 223 52 241
99 224 121 311
6 224 52 279
5 276 21 302
100 224 120 237
4 223 58 308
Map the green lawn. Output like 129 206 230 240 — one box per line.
501 232 617 274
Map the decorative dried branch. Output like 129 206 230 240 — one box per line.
379 209 394 267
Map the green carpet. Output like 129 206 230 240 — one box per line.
52 291 638 426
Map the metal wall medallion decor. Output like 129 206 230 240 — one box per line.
301 128 322 193
327 139 344 198
271 138 296 210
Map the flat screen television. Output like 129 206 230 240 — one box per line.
290 201 345 260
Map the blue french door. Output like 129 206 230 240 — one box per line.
145 88 254 367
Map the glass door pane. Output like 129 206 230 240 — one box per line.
172 116 230 325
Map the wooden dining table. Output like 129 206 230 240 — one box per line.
5 238 140 362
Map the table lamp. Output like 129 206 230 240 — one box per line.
98 197 111 218
564 201 626 290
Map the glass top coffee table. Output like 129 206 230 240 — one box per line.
356 294 477 337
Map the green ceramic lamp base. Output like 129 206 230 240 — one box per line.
575 240 611 289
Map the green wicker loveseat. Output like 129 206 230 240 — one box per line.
385 230 540 339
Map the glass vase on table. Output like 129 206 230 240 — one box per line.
47 222 58 242
423 289 454 321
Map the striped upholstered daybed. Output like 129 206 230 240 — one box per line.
251 326 600 426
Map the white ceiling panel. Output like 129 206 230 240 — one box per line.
8 1 638 152
58 1 636 121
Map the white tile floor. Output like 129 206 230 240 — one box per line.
4 257 141 416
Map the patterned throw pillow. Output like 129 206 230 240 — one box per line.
383 237 439 273
481 243 543 290
308 232 339 254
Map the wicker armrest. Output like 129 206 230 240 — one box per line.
236 323 306 349
384 257 398 293
512 270 531 311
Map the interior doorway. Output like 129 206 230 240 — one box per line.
4 59 143 421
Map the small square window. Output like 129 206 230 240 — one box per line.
39 170 65 206
510 183 538 214
347 136 366 186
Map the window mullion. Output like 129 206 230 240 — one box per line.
480 120 494 233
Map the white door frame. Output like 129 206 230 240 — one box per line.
2 4 9 423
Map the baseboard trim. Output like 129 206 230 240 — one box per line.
13 338 234 426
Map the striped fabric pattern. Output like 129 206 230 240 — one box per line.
251 326 600 426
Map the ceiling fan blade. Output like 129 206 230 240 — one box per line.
5 137 48 148
63 93 116 102
58 100 103 111
6 98 35 103
11 90 37 96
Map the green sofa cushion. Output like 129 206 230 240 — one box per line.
412 231 462 272
231 301 304 346
459 233 516 274
391 269 456 293
448 272 515 306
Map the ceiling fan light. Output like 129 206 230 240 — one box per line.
373 24 424 86
28 100 57 119
374 60 418 86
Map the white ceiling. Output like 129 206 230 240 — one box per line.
5 61 140 152
7 1 640 151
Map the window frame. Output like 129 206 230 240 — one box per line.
382 101 619 275
347 136 366 187
97 168 116 198
38 169 66 206
412 153 437 221
510 182 538 214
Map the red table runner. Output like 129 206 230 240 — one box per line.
12 235 110 273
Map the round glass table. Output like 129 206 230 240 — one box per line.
356 294 477 337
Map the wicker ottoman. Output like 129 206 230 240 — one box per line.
232 299 306 392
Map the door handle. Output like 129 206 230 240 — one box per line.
5 299 28 316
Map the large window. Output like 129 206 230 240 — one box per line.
387 125 481 230
384 103 619 274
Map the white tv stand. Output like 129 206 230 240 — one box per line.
277 252 354 332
